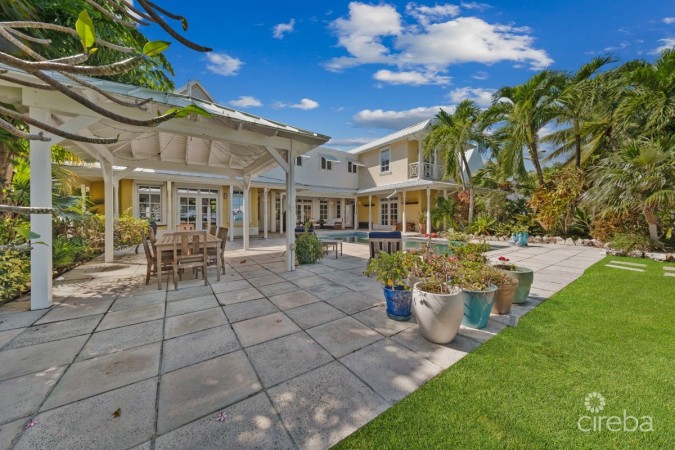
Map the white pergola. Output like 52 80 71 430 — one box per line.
0 67 329 310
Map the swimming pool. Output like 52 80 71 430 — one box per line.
322 231 452 254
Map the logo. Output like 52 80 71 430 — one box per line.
577 392 654 433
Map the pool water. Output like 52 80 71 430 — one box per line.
323 232 452 254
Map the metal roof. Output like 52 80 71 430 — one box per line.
348 120 432 155
357 178 462 195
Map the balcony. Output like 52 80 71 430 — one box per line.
408 162 441 180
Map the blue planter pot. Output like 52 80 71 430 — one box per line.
383 285 412 321
461 286 497 329
515 231 529 247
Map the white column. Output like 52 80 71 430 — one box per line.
166 180 173 230
340 198 345 220
271 192 277 233
402 191 407 233
29 108 52 310
113 179 120 219
426 188 431 234
443 189 448 231
80 183 87 212
354 197 358 230
229 184 234 242
280 193 285 234
418 141 423 180
263 187 269 239
242 177 250 251
285 149 296 271
368 195 372 231
102 162 114 263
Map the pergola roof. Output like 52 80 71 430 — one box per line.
0 65 330 178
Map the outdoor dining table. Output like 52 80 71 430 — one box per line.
154 232 222 289
319 238 342 259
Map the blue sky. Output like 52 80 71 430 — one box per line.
147 1 674 151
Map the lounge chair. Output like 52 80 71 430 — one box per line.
368 231 402 260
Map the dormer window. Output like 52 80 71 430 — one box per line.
347 161 358 174
380 149 390 173
321 157 332 171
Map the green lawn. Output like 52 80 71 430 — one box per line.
336 257 675 449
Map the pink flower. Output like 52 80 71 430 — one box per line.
498 256 509 262
24 419 37 429
424 233 429 238
216 411 230 422
431 233 437 238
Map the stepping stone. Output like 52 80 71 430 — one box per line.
605 264 644 272
663 266 675 271
665 273 675 278
609 260 646 267
155 393 293 450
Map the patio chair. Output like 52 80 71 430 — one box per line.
294 226 315 239
208 224 217 236
142 235 172 285
368 231 402 260
172 231 208 289
176 223 195 231
207 227 228 275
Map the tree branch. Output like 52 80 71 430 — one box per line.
136 0 212 52
84 0 138 28
0 117 50 141
0 22 135 53
0 205 53 214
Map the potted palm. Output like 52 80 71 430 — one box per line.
364 251 413 321
417 210 427 233
494 256 534 304
410 253 464 344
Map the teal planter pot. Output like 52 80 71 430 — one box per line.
461 285 497 329
515 231 529 247
495 265 534 304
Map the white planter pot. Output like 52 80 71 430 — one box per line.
412 282 464 344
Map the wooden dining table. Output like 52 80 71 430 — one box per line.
154 232 222 289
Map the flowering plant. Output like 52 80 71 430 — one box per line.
494 256 517 271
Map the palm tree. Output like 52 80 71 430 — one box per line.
424 100 486 222
486 71 564 186
584 137 674 242
543 56 615 168
430 196 457 231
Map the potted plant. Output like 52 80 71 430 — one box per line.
295 233 323 265
364 251 413 321
417 210 427 233
456 261 497 329
512 225 529 247
494 256 534 304
487 267 519 314
317 218 325 229
410 253 464 344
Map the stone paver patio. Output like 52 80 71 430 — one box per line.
0 236 604 449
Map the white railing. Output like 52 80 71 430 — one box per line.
408 162 441 180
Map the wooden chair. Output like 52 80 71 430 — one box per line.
207 227 228 275
172 231 208 289
208 224 217 236
176 223 195 232
142 236 172 285
368 231 402 260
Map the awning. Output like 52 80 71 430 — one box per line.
320 154 341 163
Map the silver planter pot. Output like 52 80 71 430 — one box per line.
412 282 464 344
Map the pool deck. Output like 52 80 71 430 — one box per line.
0 238 604 449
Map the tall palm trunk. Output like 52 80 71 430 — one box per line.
643 207 659 242
460 150 475 223
0 142 14 206
528 142 545 186
574 133 582 168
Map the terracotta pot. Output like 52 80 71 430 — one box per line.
412 282 463 344
492 281 519 314
494 265 533 304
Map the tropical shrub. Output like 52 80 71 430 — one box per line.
467 214 496 235
365 251 412 288
52 235 79 269
114 208 149 250
295 233 323 264
609 233 658 253
529 167 585 235
0 250 31 302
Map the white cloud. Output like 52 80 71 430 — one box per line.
205 52 243 76
229 96 262 108
472 71 488 80
447 87 495 107
652 38 675 54
326 2 553 78
275 98 320 110
373 69 450 85
663 17 675 24
461 1 491 11
273 19 296 39
353 105 454 129
327 137 375 148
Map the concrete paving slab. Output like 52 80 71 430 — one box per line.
352 305 416 337
0 309 49 331
14 378 157 450
166 295 219 317
268 361 389 450
303 265 334 275
0 418 26 450
241 269 275 279
306 316 383 358
279 269 314 281
291 275 331 289
167 285 214 302
232 312 300 347
97 303 165 332
324 292 381 315
110 291 166 311
247 332 333 388
210 279 252 294
77 319 164 361
256 281 299 297
0 328 23 350
305 283 354 301
284 302 346 329
4 315 102 350
34 298 113 324
0 335 87 382
391 327 479 368
247 274 286 287
157 350 261 434
222 298 279 323
155 392 293 450
341 339 442 403
164 307 227 339
161 325 240 373
267 290 319 311
216 287 265 305
458 320 507 344
0 366 66 424
42 342 161 410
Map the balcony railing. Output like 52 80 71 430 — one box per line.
408 162 441 180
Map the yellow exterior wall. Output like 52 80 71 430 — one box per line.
119 179 133 216
88 181 104 214
222 186 230 228
358 139 420 190
250 188 259 227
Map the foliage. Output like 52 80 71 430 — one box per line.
467 214 496 235
295 233 323 265
113 208 149 249
609 233 657 253
0 249 31 302
52 235 79 268
529 166 586 235
429 197 457 230
450 241 490 262
495 256 517 271
444 230 468 243
409 251 458 294
455 261 500 291
365 251 413 289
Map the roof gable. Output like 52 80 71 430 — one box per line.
348 120 431 155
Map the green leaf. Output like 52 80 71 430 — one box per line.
75 10 96 51
88 47 98 56
143 41 171 57
164 104 212 119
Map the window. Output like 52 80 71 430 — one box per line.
380 149 390 173
321 157 332 171
296 156 303 166
336 201 341 219
296 199 313 224
320 200 328 221
380 197 398 226
231 190 244 224
347 161 358 174
137 185 162 222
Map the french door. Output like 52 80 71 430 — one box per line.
380 197 398 226
176 187 219 231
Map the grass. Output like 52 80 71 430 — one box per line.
335 257 675 449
